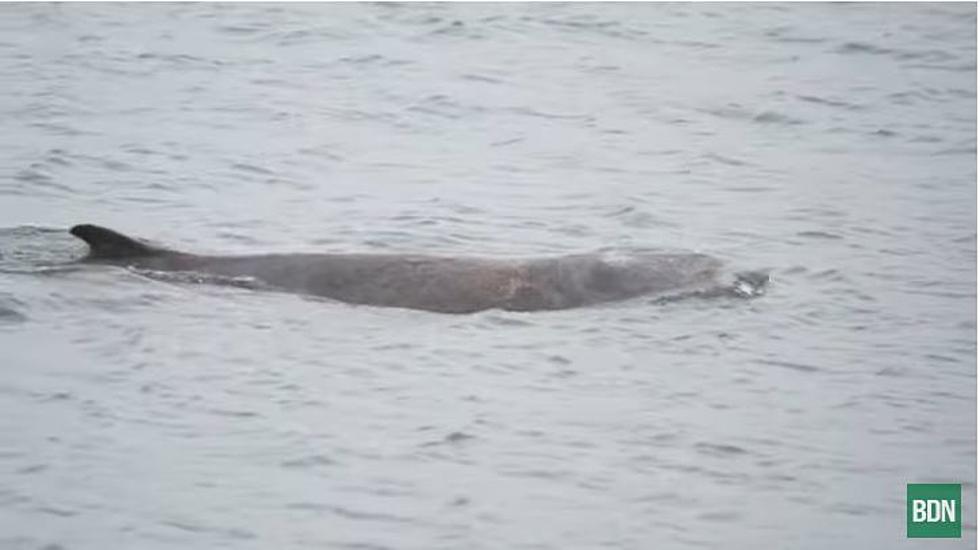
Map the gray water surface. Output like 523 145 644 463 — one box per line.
0 3 976 549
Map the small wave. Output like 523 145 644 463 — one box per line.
758 359 822 374
796 230 843 240
129 268 269 291
702 104 805 127
702 152 752 167
796 94 864 111
325 505 414 524
0 226 83 270
0 225 65 238
428 20 474 38
907 62 977 72
27 121 95 137
649 270 771 305
536 14 650 40
481 313 535 327
406 94 482 120
0 305 27 324
216 24 267 36
695 442 750 457
337 53 411 67
753 111 805 125
230 162 275 175
835 41 968 71
420 431 477 447
506 106 591 120
730 271 771 297
769 35 826 45
836 41 894 56
461 73 505 84
281 454 338 469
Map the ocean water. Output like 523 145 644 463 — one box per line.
0 3 975 549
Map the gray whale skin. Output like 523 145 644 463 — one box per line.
70 223 726 314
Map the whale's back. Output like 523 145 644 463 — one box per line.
69 224 735 313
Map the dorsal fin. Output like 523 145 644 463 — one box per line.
70 224 166 259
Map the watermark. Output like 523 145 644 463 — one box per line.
907 483 961 538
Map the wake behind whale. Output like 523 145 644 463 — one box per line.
69 224 765 314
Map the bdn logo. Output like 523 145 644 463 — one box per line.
912 499 956 522
907 484 961 538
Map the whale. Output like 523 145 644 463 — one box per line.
69 223 737 314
